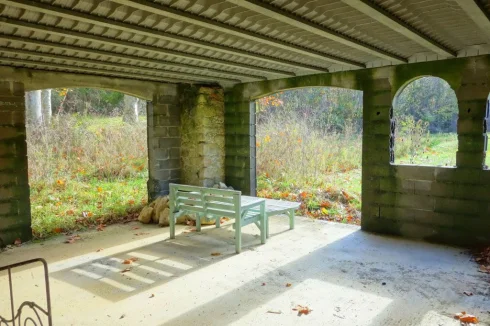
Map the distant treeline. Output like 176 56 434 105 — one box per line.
257 77 459 134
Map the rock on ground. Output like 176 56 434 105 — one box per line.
138 206 153 224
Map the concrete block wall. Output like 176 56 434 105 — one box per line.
147 84 182 200
225 55 490 247
224 97 256 195
0 81 31 246
181 86 225 187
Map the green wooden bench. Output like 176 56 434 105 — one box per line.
169 184 267 253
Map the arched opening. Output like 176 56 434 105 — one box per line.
392 76 458 166
25 88 148 238
255 87 363 224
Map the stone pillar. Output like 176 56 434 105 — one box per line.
181 86 225 187
0 81 31 247
147 84 181 200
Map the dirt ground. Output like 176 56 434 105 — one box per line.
1 217 489 325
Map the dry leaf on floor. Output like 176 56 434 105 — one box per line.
96 224 106 231
96 248 103 252
14 238 22 246
478 265 489 273
261 282 266 286
220 217 230 224
293 305 312 316
121 268 131 273
64 235 81 244
455 312 479 324
211 252 221 256
286 283 292 287
149 294 155 298
463 291 473 296
132 226 140 230
134 232 150 236
267 310 282 314
122 257 138 265
183 228 196 233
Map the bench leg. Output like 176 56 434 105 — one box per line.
170 211 176 239
289 210 295 230
260 205 266 244
215 216 221 228
235 224 241 254
196 213 202 232
266 215 270 239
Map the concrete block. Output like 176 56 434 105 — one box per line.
434 167 482 184
396 193 435 210
159 137 181 148
394 165 435 181
458 118 484 135
434 197 481 215
159 159 180 170
456 151 486 168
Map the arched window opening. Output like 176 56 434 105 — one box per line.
255 87 363 225
392 77 458 166
25 88 148 238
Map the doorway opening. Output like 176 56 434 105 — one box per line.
255 87 363 224
25 88 148 238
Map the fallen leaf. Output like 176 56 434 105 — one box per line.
134 232 150 236
220 217 230 223
286 283 292 287
132 226 140 230
463 291 474 296
183 228 196 233
186 219 196 226
53 227 63 233
121 268 131 273
211 252 221 256
128 199 135 205
123 259 132 264
96 248 103 252
267 310 282 314
14 238 21 246
96 224 106 231
261 282 266 286
455 312 479 324
478 265 489 273
66 209 75 215
64 235 81 244
149 294 155 298
293 305 312 316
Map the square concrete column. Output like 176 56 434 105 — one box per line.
0 81 31 246
147 84 181 200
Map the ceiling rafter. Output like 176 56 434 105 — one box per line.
0 46 241 83
340 0 456 57
110 0 365 69
0 16 294 78
0 0 329 73
453 0 490 41
0 56 200 84
0 34 261 81
226 0 407 64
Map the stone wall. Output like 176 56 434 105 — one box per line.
225 55 490 246
0 81 30 246
181 86 225 187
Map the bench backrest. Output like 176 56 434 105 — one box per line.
169 183 242 219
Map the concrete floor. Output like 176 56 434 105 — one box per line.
0 216 489 326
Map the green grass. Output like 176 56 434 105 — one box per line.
396 133 457 166
27 115 148 239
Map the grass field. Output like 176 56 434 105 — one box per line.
27 115 148 238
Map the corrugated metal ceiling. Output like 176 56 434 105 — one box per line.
0 0 488 87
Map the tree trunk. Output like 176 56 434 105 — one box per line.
25 90 43 125
41 89 52 124
123 94 139 124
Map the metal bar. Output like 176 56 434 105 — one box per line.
0 34 266 81
0 0 327 73
111 0 365 68
0 17 295 77
0 258 53 326
8 268 15 326
227 0 407 63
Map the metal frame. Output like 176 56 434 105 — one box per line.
0 258 52 326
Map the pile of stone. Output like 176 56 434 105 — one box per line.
213 182 234 190
138 196 186 226
138 183 235 227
